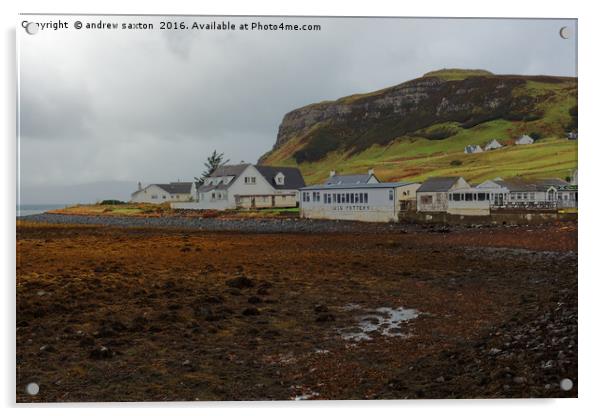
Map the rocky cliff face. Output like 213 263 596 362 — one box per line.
260 71 576 164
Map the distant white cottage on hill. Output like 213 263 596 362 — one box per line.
484 139 503 151
464 145 483 154
172 164 306 210
515 134 534 145
131 182 195 204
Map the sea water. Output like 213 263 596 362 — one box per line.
16 204 68 217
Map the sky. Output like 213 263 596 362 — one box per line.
17 16 577 203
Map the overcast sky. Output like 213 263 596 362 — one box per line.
18 16 577 203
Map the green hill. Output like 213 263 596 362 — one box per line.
259 69 577 184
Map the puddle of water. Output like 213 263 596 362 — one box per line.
340 306 419 342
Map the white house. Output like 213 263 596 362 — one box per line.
171 164 306 210
484 139 504 151
457 177 578 210
131 182 195 204
464 145 483 154
416 177 471 212
515 134 534 145
299 182 420 223
324 169 380 185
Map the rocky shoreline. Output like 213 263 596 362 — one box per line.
18 212 575 238
17 212 446 234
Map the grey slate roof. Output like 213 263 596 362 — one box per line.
154 182 193 194
302 182 414 191
493 178 571 192
255 165 306 190
212 164 251 178
199 164 305 192
416 177 462 193
324 174 375 185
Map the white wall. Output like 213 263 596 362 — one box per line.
225 165 280 205
300 186 401 223
131 185 171 204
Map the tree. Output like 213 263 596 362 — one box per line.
195 150 229 185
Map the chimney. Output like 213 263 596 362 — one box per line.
368 168 374 176
329 170 337 177
137 181 142 191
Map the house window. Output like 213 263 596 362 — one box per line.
388 189 394 201
465 193 473 201
359 193 364 203
244 177 256 184
420 195 432 205
477 193 486 201
162 195 166 199
275 173 285 185
151 195 158 199
529 193 535 200
364 193 368 203
452 193 461 201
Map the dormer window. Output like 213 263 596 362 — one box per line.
275 172 285 185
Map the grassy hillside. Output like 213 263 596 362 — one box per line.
261 69 577 185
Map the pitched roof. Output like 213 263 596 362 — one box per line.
417 177 462 192
200 164 306 192
155 182 193 194
199 164 251 192
255 165 306 190
485 139 503 148
302 182 415 191
493 178 570 192
324 174 375 185
211 163 251 178
515 134 534 143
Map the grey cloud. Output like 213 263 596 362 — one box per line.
18 16 576 203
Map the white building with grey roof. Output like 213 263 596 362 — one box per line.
131 182 195 204
416 177 471 212
299 181 420 223
172 163 306 210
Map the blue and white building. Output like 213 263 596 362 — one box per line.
299 181 420 223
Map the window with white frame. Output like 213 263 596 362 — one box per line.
275 173 285 185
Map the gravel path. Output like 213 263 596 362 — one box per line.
18 213 417 234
